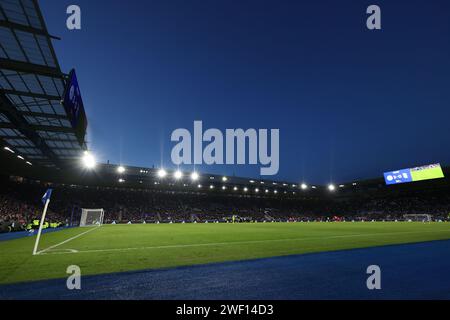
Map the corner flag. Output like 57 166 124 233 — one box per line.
41 189 53 205
33 188 53 255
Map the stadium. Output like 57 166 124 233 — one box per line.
1 0 450 302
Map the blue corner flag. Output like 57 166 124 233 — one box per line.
41 189 53 205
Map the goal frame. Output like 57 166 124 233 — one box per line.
403 214 432 222
80 208 105 227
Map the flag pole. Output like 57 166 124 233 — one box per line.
32 198 50 256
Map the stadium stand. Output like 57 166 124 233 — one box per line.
1 171 449 233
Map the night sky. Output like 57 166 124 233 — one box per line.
40 0 450 184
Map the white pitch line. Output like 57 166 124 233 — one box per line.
36 226 101 255
38 228 450 255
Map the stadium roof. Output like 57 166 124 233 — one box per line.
0 0 86 169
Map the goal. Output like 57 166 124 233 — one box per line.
403 214 432 222
80 208 104 227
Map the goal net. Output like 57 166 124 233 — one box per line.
403 214 432 222
80 208 104 227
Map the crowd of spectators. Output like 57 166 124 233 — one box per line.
1 178 449 233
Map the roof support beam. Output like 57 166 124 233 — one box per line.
0 14 61 40
1 89 61 101
19 111 67 120
30 125 74 133
0 58 65 78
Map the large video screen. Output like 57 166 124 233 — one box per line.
62 69 88 145
384 163 445 185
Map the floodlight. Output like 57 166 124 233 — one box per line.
118 178 125 183
3 147 14 153
328 184 336 191
157 169 167 178
82 151 96 169
301 183 308 190
233 186 238 191
255 188 260 193
26 161 32 166
17 155 24 160
210 185 215 189
243 187 248 192
222 176 228 182
222 186 227 190
274 190 278 194
191 172 199 181
117 166 126 174
174 170 183 179
198 184 202 188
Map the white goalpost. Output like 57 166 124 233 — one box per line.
80 208 105 227
403 214 432 222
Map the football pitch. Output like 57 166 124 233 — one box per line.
1 222 450 285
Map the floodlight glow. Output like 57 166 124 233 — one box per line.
191 172 199 181
174 170 183 179
3 147 14 153
265 189 269 193
222 186 227 190
82 151 96 169
243 187 248 192
301 183 308 190
233 186 238 191
328 184 336 191
26 161 32 166
222 176 228 182
274 190 278 194
198 184 202 188
117 166 126 174
17 155 24 160
157 169 167 178
118 178 125 183
210 185 215 189
255 188 260 193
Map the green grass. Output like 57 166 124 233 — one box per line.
1 222 450 285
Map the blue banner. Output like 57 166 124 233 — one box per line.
63 70 85 128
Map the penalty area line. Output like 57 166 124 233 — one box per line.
37 228 450 255
36 226 101 255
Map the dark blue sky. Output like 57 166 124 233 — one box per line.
40 0 450 184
